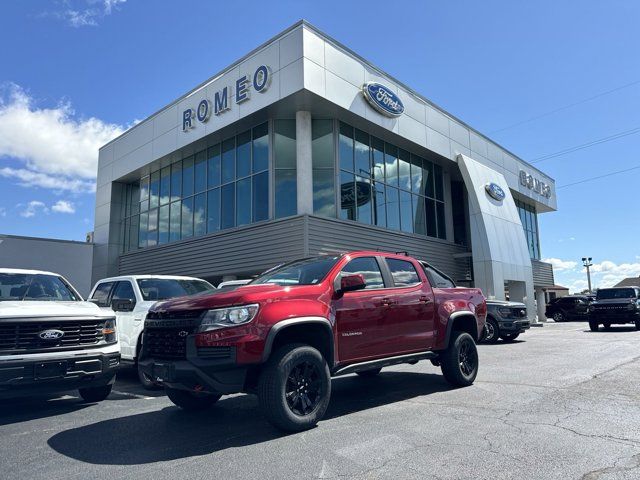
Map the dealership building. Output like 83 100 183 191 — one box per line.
93 21 557 321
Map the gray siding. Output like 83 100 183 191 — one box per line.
306 216 471 282
532 260 554 287
119 216 306 278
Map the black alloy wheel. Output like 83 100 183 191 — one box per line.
440 331 479 387
458 338 478 377
553 312 565 322
484 318 500 344
285 361 322 416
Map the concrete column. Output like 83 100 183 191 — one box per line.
536 287 547 322
296 111 313 215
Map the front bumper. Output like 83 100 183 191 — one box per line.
0 345 120 399
499 319 531 333
589 312 640 324
139 340 248 395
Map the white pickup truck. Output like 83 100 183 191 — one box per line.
88 275 214 389
0 268 120 402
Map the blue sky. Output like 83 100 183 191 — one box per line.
0 0 639 291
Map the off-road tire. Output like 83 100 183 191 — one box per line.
589 320 599 332
258 344 331 432
166 387 221 411
635 320 640 331
440 332 478 387
356 368 382 378
500 333 520 342
484 318 500 344
79 384 112 403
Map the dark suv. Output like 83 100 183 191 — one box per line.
588 287 640 331
545 295 591 322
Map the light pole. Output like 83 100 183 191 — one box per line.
582 257 593 293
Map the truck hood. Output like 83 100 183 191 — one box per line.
486 300 526 308
0 300 112 319
150 283 316 314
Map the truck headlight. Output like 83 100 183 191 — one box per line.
198 304 259 332
102 318 117 343
588 305 595 313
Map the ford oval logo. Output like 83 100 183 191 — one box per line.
485 182 506 201
38 329 65 341
362 82 404 117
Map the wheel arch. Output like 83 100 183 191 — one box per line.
444 311 480 345
262 317 335 367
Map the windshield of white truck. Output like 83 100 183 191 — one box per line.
136 279 214 301
0 273 80 301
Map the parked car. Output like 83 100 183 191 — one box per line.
0 268 119 401
216 279 251 291
588 287 640 331
483 301 530 343
88 275 214 389
139 251 486 431
545 295 591 322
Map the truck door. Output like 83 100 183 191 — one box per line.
382 257 436 352
334 256 394 362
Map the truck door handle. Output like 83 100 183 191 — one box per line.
380 298 395 307
419 296 432 304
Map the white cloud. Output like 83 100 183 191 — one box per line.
0 84 125 193
51 200 76 214
51 0 127 28
543 257 578 271
19 201 49 218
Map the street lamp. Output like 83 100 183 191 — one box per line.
582 257 593 293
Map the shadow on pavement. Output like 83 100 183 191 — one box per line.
47 371 451 465
0 395 93 426
584 326 638 333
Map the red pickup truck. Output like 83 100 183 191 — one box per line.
140 251 486 431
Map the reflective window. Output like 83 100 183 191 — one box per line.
90 282 115 305
169 201 181 242
194 151 207 193
147 208 158 246
171 161 182 202
252 123 269 173
253 171 269 222
149 171 160 209
207 145 221 188
236 130 251 178
112 281 136 303
236 177 251 226
222 138 235 184
341 257 384 289
181 196 193 238
274 120 296 218
160 167 170 205
158 204 169 244
312 120 335 217
182 156 194 197
194 193 206 237
207 188 220 232
515 200 540 259
221 183 235 229
387 258 421 287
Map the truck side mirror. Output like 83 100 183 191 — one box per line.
339 274 367 293
111 298 135 312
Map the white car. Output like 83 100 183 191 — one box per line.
0 268 119 402
88 275 214 389
217 279 251 290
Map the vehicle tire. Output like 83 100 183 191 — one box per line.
552 312 565 323
635 320 640 331
440 332 478 387
356 368 382 378
589 320 599 332
137 362 161 391
484 318 500 344
603 322 612 331
500 333 520 342
79 384 112 403
258 343 331 432
165 387 221 411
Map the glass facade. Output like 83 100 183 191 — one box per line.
121 122 269 252
338 122 446 239
515 199 540 259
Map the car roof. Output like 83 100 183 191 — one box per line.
95 275 208 283
0 268 61 276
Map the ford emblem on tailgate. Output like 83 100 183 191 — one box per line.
362 82 404 117
38 329 65 341
485 182 506 202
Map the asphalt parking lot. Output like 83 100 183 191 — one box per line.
2 322 640 480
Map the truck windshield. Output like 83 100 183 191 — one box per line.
596 288 637 300
251 256 340 286
136 279 214 301
0 273 80 301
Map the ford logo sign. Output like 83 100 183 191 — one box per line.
362 82 404 117
485 182 506 201
38 329 65 341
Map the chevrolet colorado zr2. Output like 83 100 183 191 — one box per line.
139 251 487 431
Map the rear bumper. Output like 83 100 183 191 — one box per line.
0 345 120 399
139 344 247 395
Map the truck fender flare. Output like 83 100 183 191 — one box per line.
444 311 480 345
261 316 334 363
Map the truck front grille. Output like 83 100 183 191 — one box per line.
144 327 195 359
0 319 106 354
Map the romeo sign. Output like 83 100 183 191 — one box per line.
182 65 271 132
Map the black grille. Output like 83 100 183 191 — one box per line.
197 346 233 359
144 327 195 359
146 310 204 320
0 320 105 354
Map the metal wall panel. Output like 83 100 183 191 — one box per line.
118 216 306 279
306 216 471 282
532 260 554 287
